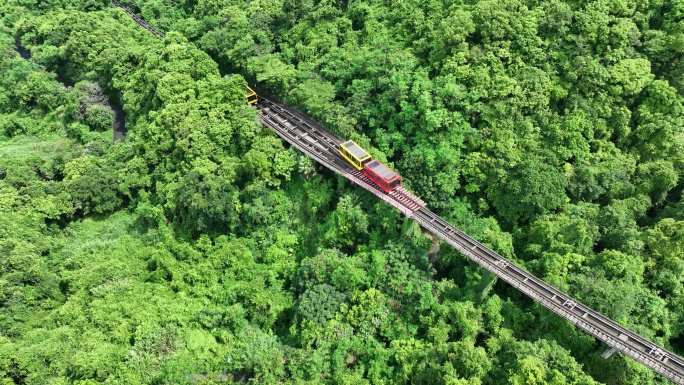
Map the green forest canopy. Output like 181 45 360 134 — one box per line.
0 0 683 384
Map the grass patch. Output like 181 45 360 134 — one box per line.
0 134 74 161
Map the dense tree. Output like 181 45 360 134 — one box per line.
172 160 240 235
297 283 346 327
2 0 684 384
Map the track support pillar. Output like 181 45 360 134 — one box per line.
602 347 618 359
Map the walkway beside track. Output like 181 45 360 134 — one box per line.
110 3 684 383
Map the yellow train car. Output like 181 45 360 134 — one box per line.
339 140 372 170
245 85 258 105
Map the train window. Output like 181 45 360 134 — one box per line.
245 86 258 105
390 179 401 188
371 169 387 188
341 147 352 163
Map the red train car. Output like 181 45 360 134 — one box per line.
363 159 402 192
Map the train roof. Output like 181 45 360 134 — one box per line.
366 160 400 181
244 85 257 97
341 140 371 160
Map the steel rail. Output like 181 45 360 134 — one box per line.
258 96 344 152
112 3 684 382
412 209 684 384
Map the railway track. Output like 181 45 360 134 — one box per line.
412 209 684 384
258 96 684 384
111 2 684 383
111 0 165 38
257 96 426 216
258 97 344 149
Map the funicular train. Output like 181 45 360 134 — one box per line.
245 85 258 105
338 140 402 193
243 86 402 193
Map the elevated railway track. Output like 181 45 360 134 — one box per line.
111 3 684 383
111 0 165 39
258 95 684 384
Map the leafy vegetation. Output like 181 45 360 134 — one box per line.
1 0 683 384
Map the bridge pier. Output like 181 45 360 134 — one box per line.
602 347 618 359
